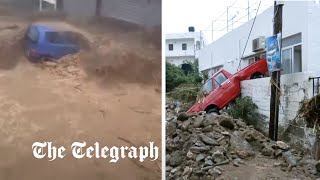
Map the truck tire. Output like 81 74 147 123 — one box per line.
207 108 220 115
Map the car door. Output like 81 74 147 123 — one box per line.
216 73 241 108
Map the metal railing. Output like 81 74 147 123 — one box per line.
309 76 320 97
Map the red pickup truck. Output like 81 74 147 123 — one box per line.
187 58 268 114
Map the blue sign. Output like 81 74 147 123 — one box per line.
266 33 282 72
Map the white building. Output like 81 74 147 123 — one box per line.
198 1 320 77
166 29 206 66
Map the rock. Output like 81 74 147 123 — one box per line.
190 146 211 153
166 121 177 136
205 159 214 166
201 166 213 171
194 115 204 128
177 112 189 121
274 162 281 167
170 151 184 166
208 167 222 176
181 119 192 131
261 147 274 156
233 158 245 167
203 114 219 126
199 134 220 146
315 160 320 172
274 149 283 157
282 150 297 167
171 166 182 174
212 150 225 163
194 140 206 147
202 125 213 132
186 151 194 159
182 166 192 177
219 116 235 130
196 154 205 162
276 141 290 150
230 131 252 152
235 119 247 128
166 154 171 164
166 166 173 172
221 131 230 136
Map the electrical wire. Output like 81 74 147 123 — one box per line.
236 0 262 71
201 0 238 32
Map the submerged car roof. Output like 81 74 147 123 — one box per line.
31 23 58 32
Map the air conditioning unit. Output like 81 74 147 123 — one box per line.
252 36 266 52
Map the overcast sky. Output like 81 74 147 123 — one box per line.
163 0 275 42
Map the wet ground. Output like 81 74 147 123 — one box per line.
0 13 161 180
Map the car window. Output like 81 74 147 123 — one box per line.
27 26 39 43
46 31 76 44
214 73 228 86
202 79 213 94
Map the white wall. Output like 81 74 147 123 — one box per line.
307 1 320 75
198 1 310 74
241 72 314 129
166 38 195 58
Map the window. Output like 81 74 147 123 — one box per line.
196 41 200 50
293 45 302 73
46 31 76 44
182 43 187 50
281 44 302 74
169 44 173 51
202 79 213 94
248 57 255 65
215 73 228 86
27 27 39 43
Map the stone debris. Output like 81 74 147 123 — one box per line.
166 102 320 180
42 53 86 79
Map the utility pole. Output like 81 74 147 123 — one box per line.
269 1 283 141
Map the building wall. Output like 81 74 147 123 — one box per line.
0 0 39 11
307 1 320 75
100 0 161 27
62 0 95 17
241 72 315 149
198 1 312 74
62 0 161 27
241 72 313 127
166 38 195 58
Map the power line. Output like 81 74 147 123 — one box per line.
237 0 262 71
200 0 238 32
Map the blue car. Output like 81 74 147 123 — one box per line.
24 23 80 62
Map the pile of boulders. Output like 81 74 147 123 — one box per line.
166 104 320 180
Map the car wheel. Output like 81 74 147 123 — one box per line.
207 108 220 115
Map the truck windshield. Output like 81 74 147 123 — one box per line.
215 73 228 86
